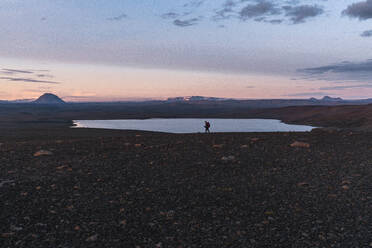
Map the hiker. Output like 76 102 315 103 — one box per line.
204 121 211 133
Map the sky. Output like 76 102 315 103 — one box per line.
1 0 372 101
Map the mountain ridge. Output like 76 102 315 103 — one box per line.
33 93 65 104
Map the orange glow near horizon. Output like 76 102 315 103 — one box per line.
2 57 372 102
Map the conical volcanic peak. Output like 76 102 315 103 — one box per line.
34 93 65 104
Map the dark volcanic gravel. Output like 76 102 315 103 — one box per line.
1 128 372 247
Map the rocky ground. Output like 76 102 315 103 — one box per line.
1 128 372 247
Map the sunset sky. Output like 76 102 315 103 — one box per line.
2 0 372 101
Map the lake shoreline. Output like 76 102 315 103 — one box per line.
73 118 317 133
1 102 371 131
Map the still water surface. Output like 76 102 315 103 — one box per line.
73 119 316 133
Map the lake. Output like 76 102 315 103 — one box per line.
73 119 316 133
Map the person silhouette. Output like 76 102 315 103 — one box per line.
204 121 211 133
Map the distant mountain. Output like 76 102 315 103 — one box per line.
167 95 348 103
33 93 65 104
167 96 230 102
162 95 372 109
321 96 343 102
1 94 372 109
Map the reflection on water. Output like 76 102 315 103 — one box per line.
73 118 316 133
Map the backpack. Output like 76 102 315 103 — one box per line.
206 122 210 128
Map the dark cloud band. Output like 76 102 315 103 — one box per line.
107 14 127 21
298 59 372 83
163 0 325 27
173 17 201 27
342 0 372 20
0 77 60 84
1 69 33 74
320 84 372 90
283 5 324 24
361 30 372 37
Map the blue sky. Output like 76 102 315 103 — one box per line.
1 0 372 101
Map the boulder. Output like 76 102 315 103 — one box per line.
34 150 53 157
290 141 310 148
